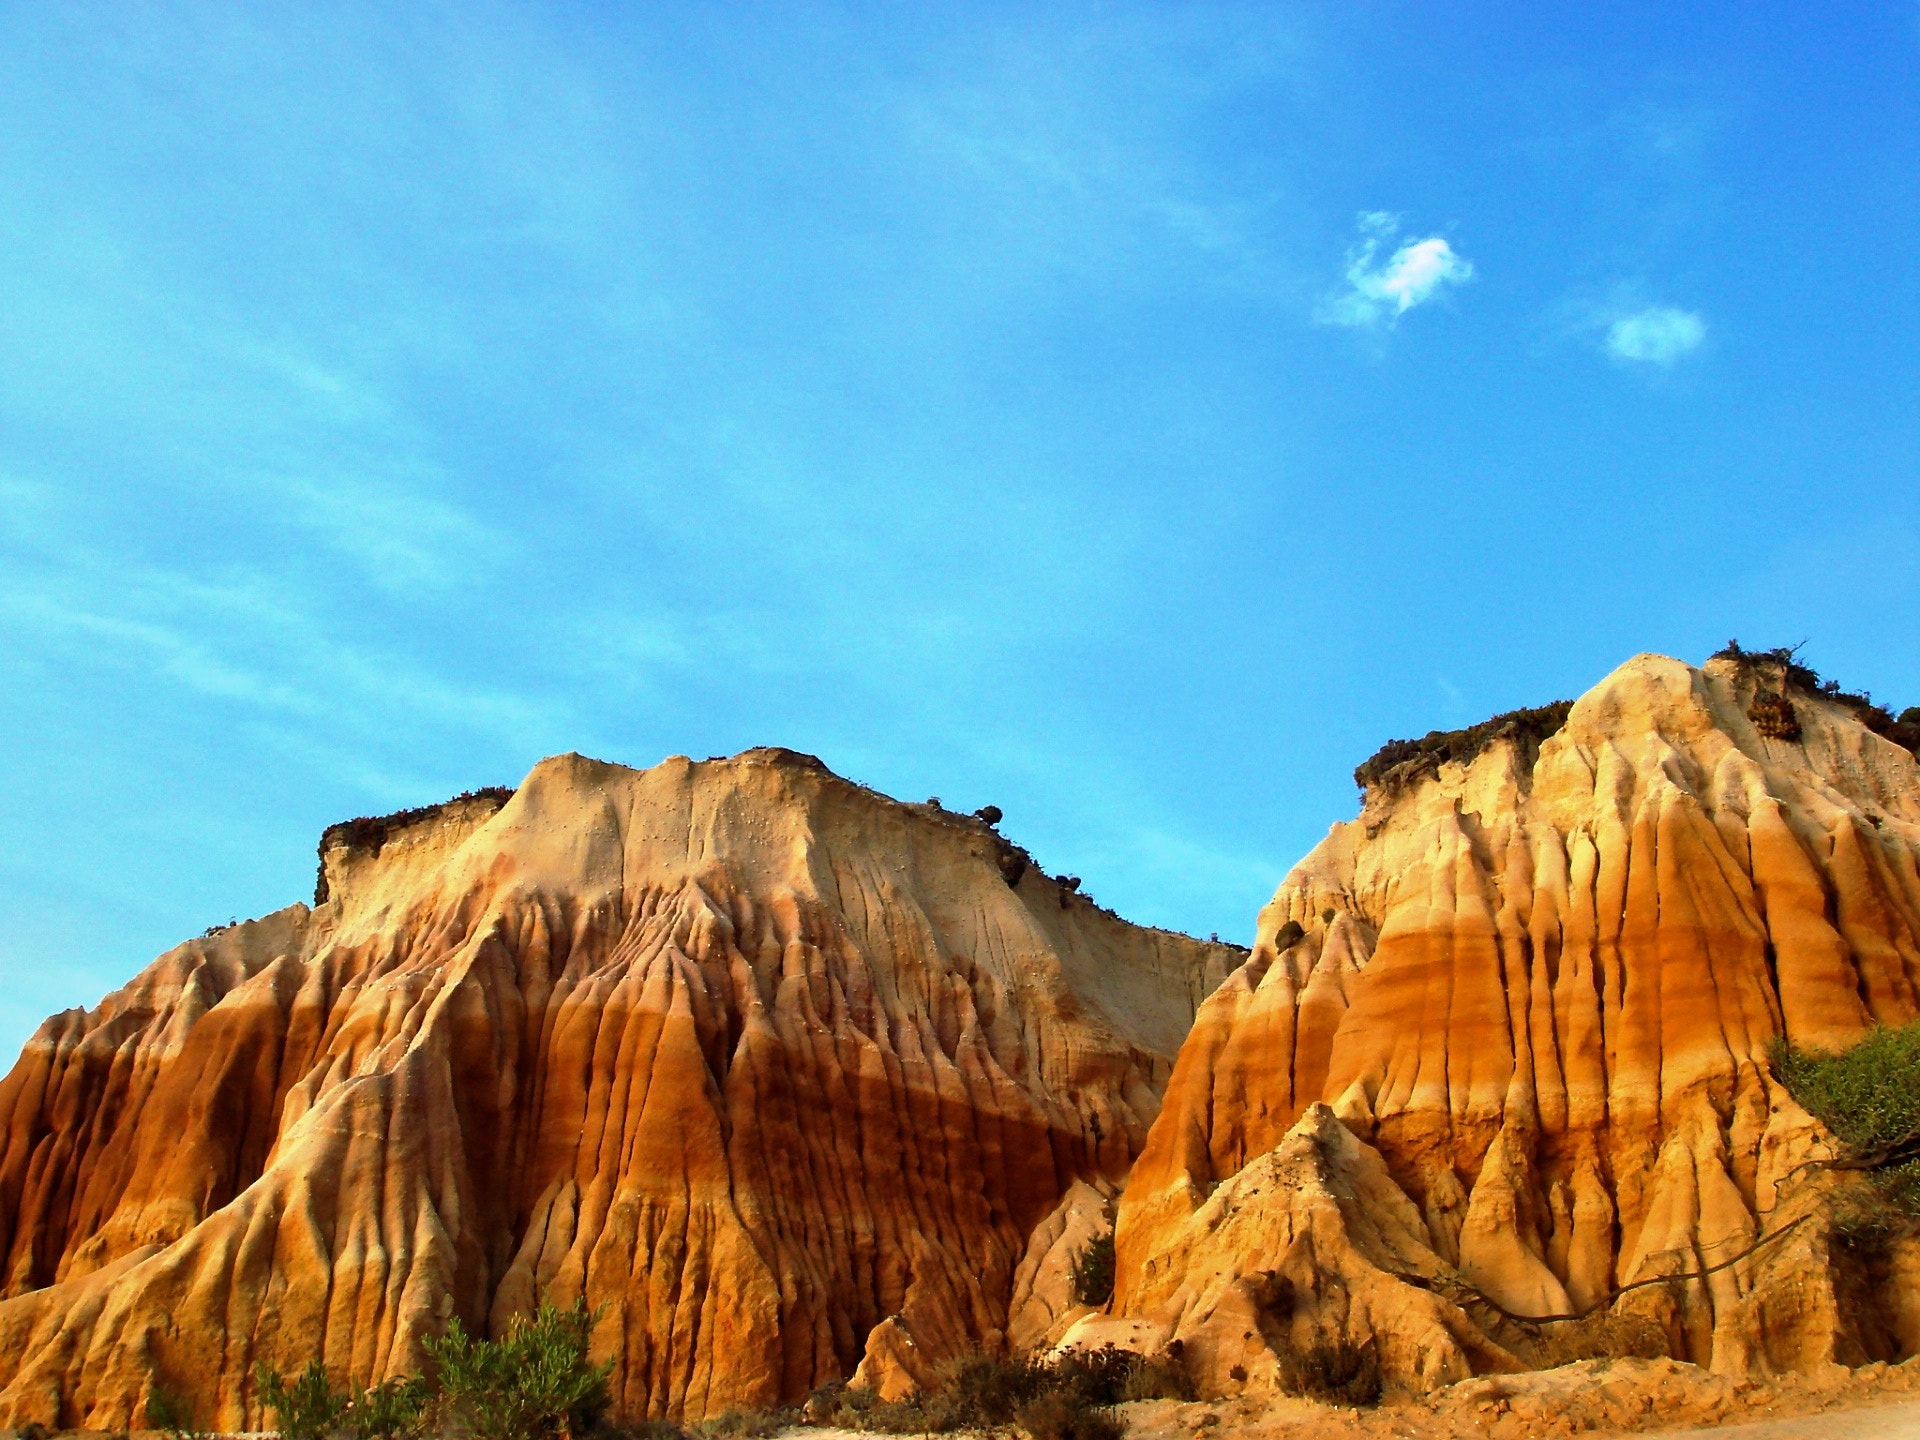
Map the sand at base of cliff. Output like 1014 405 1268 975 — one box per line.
1084 1355 1920 1440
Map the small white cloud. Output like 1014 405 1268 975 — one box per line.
1317 212 1474 328
1606 305 1706 365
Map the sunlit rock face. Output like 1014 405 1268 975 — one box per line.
1113 654 1920 1390
0 749 1240 1428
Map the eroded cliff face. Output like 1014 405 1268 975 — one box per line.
0 749 1240 1428
1111 654 1920 1390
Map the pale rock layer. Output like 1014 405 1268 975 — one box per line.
1113 655 1920 1387
1006 1179 1114 1354
0 749 1239 1427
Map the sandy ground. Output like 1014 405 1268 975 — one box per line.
1088 1357 1920 1440
1646 1397 1920 1438
799 1386 1920 1440
29 1365 1920 1440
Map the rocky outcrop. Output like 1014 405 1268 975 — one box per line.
0 749 1240 1428
1113 654 1920 1388
16 649 1920 1424
1006 1179 1114 1353
1110 1103 1514 1395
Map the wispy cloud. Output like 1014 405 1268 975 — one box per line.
267 466 507 592
1605 304 1706 365
1316 211 1474 328
0 503 567 771
891 11 1309 300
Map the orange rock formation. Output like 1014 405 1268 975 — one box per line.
1110 654 1920 1391
0 749 1238 1428
10 651 1920 1428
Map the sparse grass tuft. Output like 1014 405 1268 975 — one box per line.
1516 1312 1669 1369
1013 1391 1126 1440
809 1346 1173 1435
315 786 515 903
1274 1338 1381 1407
1117 1354 1191 1404
692 1410 789 1438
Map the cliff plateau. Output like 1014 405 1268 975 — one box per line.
0 748 1240 1428
1108 654 1920 1393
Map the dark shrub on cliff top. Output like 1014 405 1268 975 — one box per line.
1353 702 1573 795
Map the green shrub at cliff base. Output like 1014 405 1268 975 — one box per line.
354 1376 434 1440
255 1359 428 1440
424 1302 613 1440
1771 1021 1920 1232
146 1383 202 1440
255 1360 347 1440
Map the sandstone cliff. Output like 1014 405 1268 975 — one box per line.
0 748 1240 1428
1110 653 1920 1391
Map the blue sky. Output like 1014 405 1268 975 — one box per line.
3 3 1918 1060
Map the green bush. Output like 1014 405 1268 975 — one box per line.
424 1303 613 1440
1071 1234 1116 1308
255 1360 428 1440
352 1377 433 1440
1773 1023 1920 1236
255 1360 346 1440
1772 1022 1920 1155
146 1386 201 1440
593 1404 790 1440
